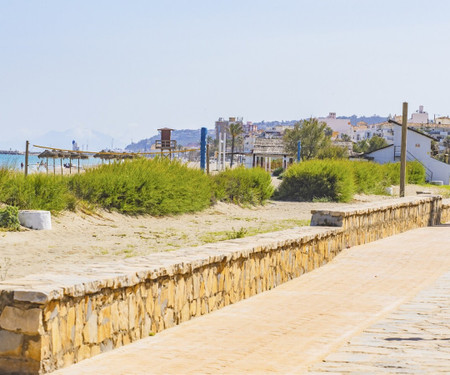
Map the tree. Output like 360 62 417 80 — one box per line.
353 135 388 153
340 133 351 142
228 122 243 167
283 118 331 160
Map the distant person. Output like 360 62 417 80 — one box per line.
20 162 24 169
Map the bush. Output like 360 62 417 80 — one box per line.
351 161 388 195
384 161 426 185
0 170 73 212
275 159 426 202
69 158 212 215
276 160 355 202
272 166 284 177
212 167 274 205
0 206 20 231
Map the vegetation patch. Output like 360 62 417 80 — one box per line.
212 166 274 205
276 160 355 202
0 169 73 212
276 160 426 202
0 206 21 231
69 158 212 215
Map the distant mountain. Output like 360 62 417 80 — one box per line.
125 129 215 152
30 128 120 152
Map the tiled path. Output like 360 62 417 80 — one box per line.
308 271 450 374
53 225 450 375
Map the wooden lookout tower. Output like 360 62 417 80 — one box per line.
155 127 177 158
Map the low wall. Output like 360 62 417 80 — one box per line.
311 196 444 246
0 196 445 374
441 198 450 224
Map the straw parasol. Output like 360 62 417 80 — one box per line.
94 150 115 164
70 152 89 173
38 150 57 174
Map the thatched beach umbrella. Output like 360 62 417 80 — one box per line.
56 151 72 175
70 152 88 173
38 150 57 175
94 150 114 164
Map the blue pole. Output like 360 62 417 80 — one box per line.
200 127 207 171
297 140 301 162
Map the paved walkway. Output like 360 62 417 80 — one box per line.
53 225 450 375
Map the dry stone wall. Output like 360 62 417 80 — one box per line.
0 196 446 374
441 198 450 224
311 196 444 246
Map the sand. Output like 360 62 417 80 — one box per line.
0 183 447 281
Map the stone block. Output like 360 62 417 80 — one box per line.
0 330 23 356
25 337 42 362
50 318 62 355
82 312 98 344
0 307 43 335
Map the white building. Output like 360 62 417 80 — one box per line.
352 122 394 143
410 105 429 124
318 112 352 137
365 122 450 184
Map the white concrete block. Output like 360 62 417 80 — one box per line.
18 210 52 230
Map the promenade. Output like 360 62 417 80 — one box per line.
52 224 450 374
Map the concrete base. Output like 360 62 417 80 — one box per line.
18 210 52 230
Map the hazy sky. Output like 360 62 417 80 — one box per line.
1 0 450 148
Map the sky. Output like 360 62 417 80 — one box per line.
1 0 450 150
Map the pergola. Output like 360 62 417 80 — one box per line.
251 138 291 171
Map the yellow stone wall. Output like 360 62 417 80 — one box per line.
0 196 444 374
441 198 450 224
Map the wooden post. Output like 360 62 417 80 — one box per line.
400 102 408 197
206 144 210 175
24 140 29 177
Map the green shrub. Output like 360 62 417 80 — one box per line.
0 206 20 231
275 159 426 202
351 161 388 195
212 167 274 205
384 161 426 185
0 171 72 212
69 158 212 215
276 160 355 202
272 166 284 177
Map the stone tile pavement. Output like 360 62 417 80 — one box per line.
52 225 450 375
307 271 450 374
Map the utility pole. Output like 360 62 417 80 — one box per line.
400 102 408 197
24 140 29 177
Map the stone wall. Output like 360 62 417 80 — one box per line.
441 198 450 224
0 196 445 374
311 196 444 246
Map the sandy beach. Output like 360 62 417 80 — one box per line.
0 183 447 281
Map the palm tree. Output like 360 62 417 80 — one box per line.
229 122 243 167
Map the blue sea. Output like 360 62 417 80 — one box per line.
0 153 101 171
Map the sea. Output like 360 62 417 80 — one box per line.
0 153 101 172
